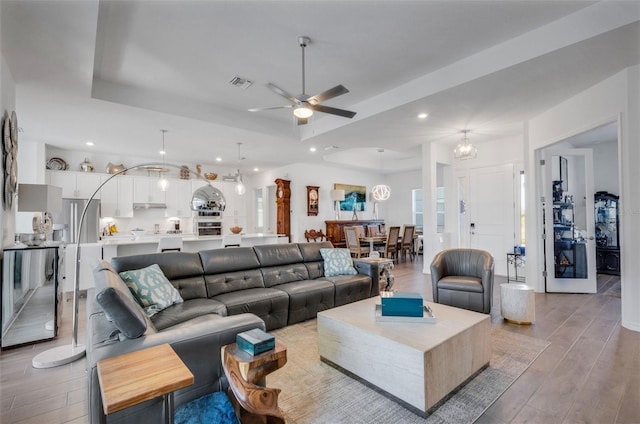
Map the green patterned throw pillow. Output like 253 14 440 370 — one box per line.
119 264 183 317
320 248 358 277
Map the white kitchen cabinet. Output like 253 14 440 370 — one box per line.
133 175 166 204
47 170 102 199
100 175 134 217
165 178 193 218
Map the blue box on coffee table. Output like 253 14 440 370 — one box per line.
381 292 424 317
236 328 275 355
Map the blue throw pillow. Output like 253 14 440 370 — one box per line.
119 264 183 317
320 248 358 277
174 392 239 424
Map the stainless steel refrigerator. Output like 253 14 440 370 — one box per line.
52 198 100 243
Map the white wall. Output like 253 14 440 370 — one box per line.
593 140 619 194
1 51 16 247
528 66 639 332
386 169 421 227
250 162 391 242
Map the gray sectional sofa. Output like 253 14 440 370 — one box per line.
87 241 380 423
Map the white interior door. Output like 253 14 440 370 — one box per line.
468 164 515 276
543 149 597 293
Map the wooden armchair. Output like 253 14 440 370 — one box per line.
304 229 326 242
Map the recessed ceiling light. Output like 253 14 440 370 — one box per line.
216 157 222 162
417 113 429 119
309 147 317 152
86 141 94 146
253 167 259 172
159 150 166 155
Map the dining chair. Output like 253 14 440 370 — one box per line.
353 225 366 239
157 237 183 252
384 226 400 262
399 225 416 261
344 226 370 258
222 234 242 247
367 225 380 237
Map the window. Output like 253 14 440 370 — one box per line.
254 188 264 232
519 171 525 245
436 186 445 233
412 189 423 232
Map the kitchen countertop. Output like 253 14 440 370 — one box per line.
100 233 286 246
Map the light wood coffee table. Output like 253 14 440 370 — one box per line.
317 296 491 415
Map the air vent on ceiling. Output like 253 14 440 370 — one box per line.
324 145 340 151
229 76 253 89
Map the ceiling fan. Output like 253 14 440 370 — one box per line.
248 36 356 125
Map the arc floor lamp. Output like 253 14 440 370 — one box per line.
32 162 213 368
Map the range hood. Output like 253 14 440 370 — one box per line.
133 202 167 210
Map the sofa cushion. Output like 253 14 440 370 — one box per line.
213 288 289 331
304 261 325 279
205 269 265 297
320 248 358 277
151 298 228 330
298 241 334 262
95 287 148 339
260 263 309 288
437 276 484 292
119 264 184 317
274 279 335 325
112 252 207 300
253 243 304 267
93 261 152 339
323 274 372 307
199 247 261 274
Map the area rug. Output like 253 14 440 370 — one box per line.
268 320 550 424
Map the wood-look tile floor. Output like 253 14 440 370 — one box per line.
1 257 638 423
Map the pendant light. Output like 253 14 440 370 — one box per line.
158 129 169 191
371 148 391 219
453 129 478 160
234 142 246 195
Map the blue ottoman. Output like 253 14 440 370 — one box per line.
174 392 239 424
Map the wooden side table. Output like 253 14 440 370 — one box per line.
222 341 287 424
97 343 194 424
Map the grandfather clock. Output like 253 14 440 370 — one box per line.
275 178 291 241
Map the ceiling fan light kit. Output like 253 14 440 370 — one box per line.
249 36 356 125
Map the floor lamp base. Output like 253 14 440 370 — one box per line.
32 343 86 369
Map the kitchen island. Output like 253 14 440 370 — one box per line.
101 233 289 262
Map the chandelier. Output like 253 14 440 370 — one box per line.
234 142 246 195
453 130 478 160
372 149 391 219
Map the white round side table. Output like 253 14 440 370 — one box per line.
500 283 535 324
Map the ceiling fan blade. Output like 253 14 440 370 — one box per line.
297 117 308 125
266 83 298 103
248 105 293 112
308 85 349 104
311 104 356 118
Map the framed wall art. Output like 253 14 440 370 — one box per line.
334 183 366 211
307 186 319 216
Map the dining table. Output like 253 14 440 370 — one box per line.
360 235 387 251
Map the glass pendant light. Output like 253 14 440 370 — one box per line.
234 142 246 195
453 130 478 160
371 149 391 220
158 129 169 191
